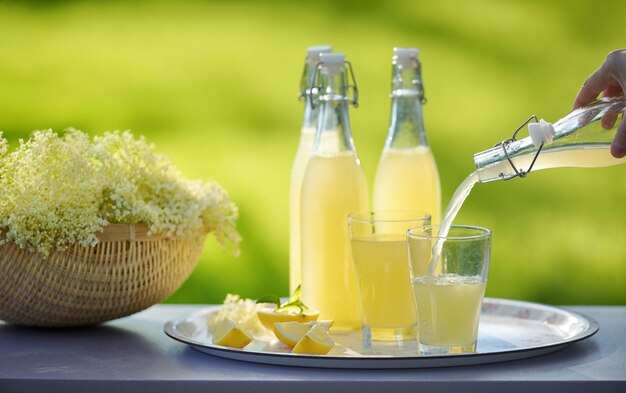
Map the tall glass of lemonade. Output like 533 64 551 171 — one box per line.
349 211 430 343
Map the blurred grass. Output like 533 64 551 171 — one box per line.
0 0 625 305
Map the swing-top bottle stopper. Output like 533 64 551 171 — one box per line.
528 119 556 148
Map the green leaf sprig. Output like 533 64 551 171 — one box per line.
256 285 309 313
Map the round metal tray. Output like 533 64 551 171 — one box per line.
163 298 598 369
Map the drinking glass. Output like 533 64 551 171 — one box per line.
348 211 430 342
407 225 491 355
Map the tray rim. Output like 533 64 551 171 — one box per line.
163 297 599 369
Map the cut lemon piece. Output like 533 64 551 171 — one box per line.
273 320 334 347
291 323 335 355
257 307 319 330
212 318 253 348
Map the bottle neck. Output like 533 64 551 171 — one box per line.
313 66 356 156
387 96 428 148
385 58 428 149
302 97 318 131
301 60 320 131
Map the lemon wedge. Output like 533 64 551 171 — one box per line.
273 320 334 347
212 318 253 348
291 323 335 355
257 307 319 330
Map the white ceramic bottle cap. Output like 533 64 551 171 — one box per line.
394 47 420 59
528 119 556 148
320 52 345 65
306 45 332 62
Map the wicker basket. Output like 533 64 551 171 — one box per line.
0 224 206 327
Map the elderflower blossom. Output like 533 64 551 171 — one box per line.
207 294 266 338
0 132 7 156
0 129 241 256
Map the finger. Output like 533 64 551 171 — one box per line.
602 81 624 98
599 82 623 128
601 111 618 130
573 64 612 110
611 114 626 158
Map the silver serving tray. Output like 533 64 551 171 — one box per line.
163 298 598 369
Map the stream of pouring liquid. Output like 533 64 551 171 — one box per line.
427 145 626 276
427 171 480 278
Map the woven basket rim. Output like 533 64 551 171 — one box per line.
0 223 207 243
97 223 208 242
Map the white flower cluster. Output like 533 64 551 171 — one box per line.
207 294 266 338
0 129 240 256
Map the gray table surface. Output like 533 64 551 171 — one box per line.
0 304 624 393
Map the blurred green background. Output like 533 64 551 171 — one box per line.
0 0 625 305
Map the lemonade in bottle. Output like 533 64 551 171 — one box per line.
474 95 626 183
289 45 332 293
300 53 369 330
373 48 441 224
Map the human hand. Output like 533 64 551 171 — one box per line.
573 49 626 158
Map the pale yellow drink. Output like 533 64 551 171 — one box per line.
301 152 369 330
289 128 315 293
350 234 416 336
374 146 441 224
476 144 626 183
413 274 486 351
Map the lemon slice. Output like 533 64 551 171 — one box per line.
212 318 253 348
273 320 334 347
257 307 319 330
291 323 335 355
